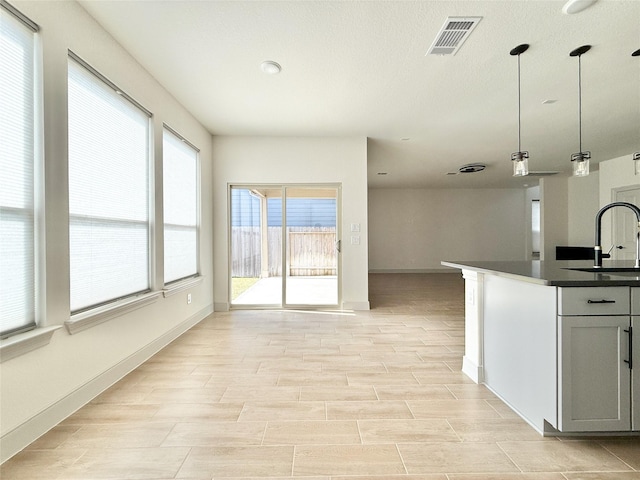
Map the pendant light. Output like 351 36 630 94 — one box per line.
569 45 592 177
510 44 530 177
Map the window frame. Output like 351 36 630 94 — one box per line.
66 50 155 319
0 1 39 339
162 124 201 287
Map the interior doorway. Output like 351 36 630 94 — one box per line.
229 184 340 308
613 186 640 261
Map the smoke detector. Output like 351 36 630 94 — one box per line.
447 163 486 175
459 163 486 173
427 17 482 56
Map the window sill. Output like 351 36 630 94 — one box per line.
65 291 162 335
163 275 203 298
0 326 63 363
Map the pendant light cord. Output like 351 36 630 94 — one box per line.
517 53 522 152
578 54 582 153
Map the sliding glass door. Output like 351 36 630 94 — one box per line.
230 185 339 308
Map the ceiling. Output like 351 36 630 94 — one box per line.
77 0 640 189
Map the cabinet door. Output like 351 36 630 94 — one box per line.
633 316 640 431
559 315 631 432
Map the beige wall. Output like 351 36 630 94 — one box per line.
212 136 369 310
568 171 600 246
368 188 528 271
1 1 214 461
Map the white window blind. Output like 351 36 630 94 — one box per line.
0 4 37 337
163 127 199 284
68 54 151 313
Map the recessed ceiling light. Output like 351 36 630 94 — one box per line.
377 172 388 175
542 99 558 104
562 0 598 15
401 137 410 141
261 61 281 74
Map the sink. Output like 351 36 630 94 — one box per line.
564 267 640 276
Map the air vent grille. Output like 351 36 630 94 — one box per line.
427 17 482 56
527 171 560 177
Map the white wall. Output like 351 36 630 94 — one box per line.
1 1 213 462
212 136 369 310
565 153 640 253
598 154 640 251
368 188 528 271
539 175 568 260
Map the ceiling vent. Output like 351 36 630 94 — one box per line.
427 17 482 56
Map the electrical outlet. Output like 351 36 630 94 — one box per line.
187 293 192 304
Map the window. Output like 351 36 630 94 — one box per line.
0 3 38 337
163 127 199 284
68 53 151 313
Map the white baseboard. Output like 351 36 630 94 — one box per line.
462 355 483 384
342 301 370 310
368 268 456 274
214 302 229 312
0 304 213 464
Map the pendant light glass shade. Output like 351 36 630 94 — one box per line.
571 152 591 177
634 152 640 176
570 45 591 177
512 151 529 177
510 44 530 177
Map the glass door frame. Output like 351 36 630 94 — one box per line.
228 183 342 309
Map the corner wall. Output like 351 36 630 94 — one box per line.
568 171 600 245
539 176 568 260
212 136 369 310
1 1 214 462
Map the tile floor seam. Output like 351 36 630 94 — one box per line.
444 419 463 443
260 421 269 446
483 397 506 418
596 441 639 472
393 443 409 475
171 445 192 479
158 421 179 448
495 440 525 474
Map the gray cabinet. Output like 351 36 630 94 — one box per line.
633 288 640 430
558 287 634 432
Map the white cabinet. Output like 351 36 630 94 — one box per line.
633 288 640 430
558 287 634 432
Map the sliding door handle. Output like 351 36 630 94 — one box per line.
336 240 341 253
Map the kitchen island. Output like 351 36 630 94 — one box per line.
441 260 640 435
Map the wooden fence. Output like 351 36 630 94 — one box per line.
231 226 336 277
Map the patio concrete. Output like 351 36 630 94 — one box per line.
233 276 338 306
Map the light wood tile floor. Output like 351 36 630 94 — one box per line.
3 273 640 479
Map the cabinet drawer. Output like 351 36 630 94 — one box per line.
558 287 630 316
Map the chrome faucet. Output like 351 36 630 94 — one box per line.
594 202 640 268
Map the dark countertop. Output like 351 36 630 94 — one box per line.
441 260 640 287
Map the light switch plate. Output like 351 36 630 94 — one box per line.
351 236 360 245
351 223 360 232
